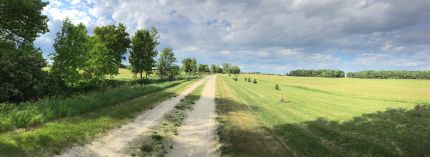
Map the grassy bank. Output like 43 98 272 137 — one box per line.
0 80 195 157
217 74 430 156
129 83 205 156
0 80 187 132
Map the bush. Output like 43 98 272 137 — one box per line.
275 84 279 90
248 78 251 82
253 79 257 84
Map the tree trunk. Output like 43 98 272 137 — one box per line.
140 70 143 80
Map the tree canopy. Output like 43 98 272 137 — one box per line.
129 28 159 79
157 48 178 80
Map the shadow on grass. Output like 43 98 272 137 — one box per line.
0 90 179 157
215 97 295 157
272 105 430 157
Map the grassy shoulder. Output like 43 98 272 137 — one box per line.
128 83 205 156
0 80 187 132
215 76 294 157
0 80 195 157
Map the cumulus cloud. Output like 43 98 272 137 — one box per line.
34 0 430 72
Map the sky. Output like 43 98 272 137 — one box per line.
35 0 430 73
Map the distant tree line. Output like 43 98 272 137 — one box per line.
347 70 430 79
288 69 345 78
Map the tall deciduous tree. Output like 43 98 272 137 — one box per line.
84 37 114 79
0 0 49 102
130 28 159 79
182 58 196 75
157 48 178 80
51 18 89 86
93 23 131 75
222 63 231 74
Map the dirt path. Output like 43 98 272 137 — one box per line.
167 75 219 157
57 77 208 157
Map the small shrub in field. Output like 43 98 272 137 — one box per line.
279 93 287 103
233 78 238 81
253 79 257 84
248 78 251 82
275 84 279 90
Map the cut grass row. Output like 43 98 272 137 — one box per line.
217 74 430 157
215 76 294 157
0 80 186 132
129 83 205 157
0 79 195 157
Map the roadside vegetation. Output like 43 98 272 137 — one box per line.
288 69 345 78
0 80 195 157
128 84 205 156
217 74 430 157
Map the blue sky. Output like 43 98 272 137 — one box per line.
35 0 430 73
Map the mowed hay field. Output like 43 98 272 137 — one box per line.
216 74 430 157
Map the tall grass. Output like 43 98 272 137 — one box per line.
0 80 185 132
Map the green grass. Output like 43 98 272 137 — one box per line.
217 74 430 157
0 80 187 132
0 80 195 157
129 83 205 157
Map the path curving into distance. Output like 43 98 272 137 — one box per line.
168 75 220 157
57 77 209 157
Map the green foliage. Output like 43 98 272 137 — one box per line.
51 18 89 87
84 37 115 80
222 63 231 74
347 70 430 79
230 66 241 74
157 47 178 80
0 80 185 132
93 23 131 76
275 84 279 90
198 64 210 73
0 0 49 102
253 78 257 84
181 58 197 74
288 69 345 78
130 28 158 79
0 0 49 43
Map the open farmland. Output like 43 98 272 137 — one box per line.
216 74 430 157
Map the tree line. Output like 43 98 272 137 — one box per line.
288 69 345 78
347 70 430 79
0 0 241 103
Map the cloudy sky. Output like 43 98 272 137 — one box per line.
35 0 430 73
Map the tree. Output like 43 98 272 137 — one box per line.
51 18 89 87
130 28 159 79
0 0 49 102
222 63 231 74
230 66 241 74
93 23 131 76
182 58 196 75
210 64 217 73
191 58 198 74
198 64 210 73
157 48 177 80
84 37 114 80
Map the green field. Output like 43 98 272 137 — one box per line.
216 74 430 157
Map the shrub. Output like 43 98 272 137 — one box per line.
248 78 251 82
253 79 257 84
275 84 279 90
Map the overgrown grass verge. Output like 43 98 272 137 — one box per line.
0 80 187 132
0 80 195 157
215 76 294 157
128 83 205 157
